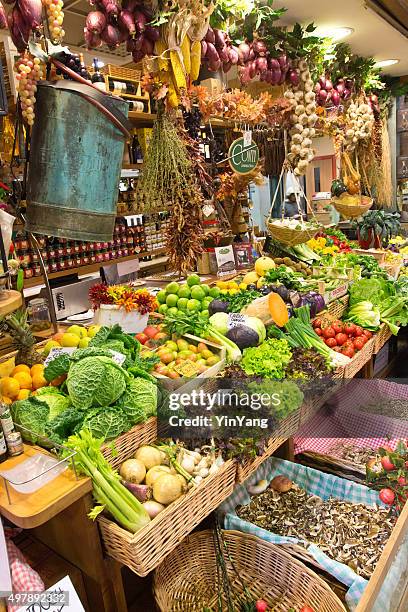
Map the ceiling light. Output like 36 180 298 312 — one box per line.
317 27 354 41
374 59 399 68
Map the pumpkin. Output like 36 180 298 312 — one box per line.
268 293 289 327
331 179 347 198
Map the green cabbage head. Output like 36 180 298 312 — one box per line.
67 356 128 410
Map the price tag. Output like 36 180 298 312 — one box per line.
243 131 252 147
227 313 246 330
202 203 215 217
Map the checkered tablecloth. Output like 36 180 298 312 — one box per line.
4 529 44 612
220 457 388 611
295 379 408 455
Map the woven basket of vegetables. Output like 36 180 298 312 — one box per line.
101 416 158 470
153 529 347 612
331 194 373 219
267 221 317 247
373 323 392 355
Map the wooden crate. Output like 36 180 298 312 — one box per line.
373 323 393 355
342 336 375 379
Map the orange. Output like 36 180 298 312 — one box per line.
0 377 20 399
30 364 44 377
1 396 12 405
32 373 48 390
16 389 30 400
12 364 31 376
13 371 32 390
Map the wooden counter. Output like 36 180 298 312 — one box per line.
0 445 91 529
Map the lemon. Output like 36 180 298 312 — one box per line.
60 333 80 348
13 371 32 390
12 364 31 376
31 364 44 377
43 340 61 356
87 325 101 338
32 373 48 390
16 389 31 400
0 358 15 379
79 337 91 348
67 325 87 339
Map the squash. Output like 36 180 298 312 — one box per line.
268 293 289 327
254 256 276 277
243 271 260 285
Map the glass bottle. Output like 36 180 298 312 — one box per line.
91 59 106 92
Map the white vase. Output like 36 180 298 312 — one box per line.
94 305 149 334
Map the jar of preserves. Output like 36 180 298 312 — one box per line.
28 297 51 332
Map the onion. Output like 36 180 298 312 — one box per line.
343 88 351 100
134 446 162 470
205 42 219 63
127 34 142 52
19 0 42 29
201 39 207 57
256 56 268 72
123 0 139 10
325 79 333 91
288 69 299 86
84 27 102 49
253 39 267 55
248 47 256 61
86 11 106 34
228 46 239 65
132 50 145 62
331 90 340 106
238 42 250 62
239 66 251 84
270 475 293 493
208 59 221 72
153 473 183 505
8 8 29 52
144 24 159 42
120 458 146 484
101 24 121 47
318 89 328 103
271 68 281 85
0 3 7 29
143 500 165 519
141 36 154 55
145 465 172 487
314 82 321 94
205 25 215 44
214 28 226 50
222 61 232 73
118 9 135 35
123 481 152 502
318 76 326 89
278 53 287 68
248 60 257 79
335 82 345 96
218 46 229 63
269 58 280 70
134 10 147 33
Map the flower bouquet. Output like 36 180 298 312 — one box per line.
89 284 158 333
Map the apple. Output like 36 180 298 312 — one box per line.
381 456 396 471
136 332 148 345
144 325 159 339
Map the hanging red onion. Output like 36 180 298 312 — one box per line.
228 46 239 65
214 29 226 50
208 59 221 72
238 42 250 62
201 39 207 57
132 49 145 63
101 0 119 17
248 47 255 61
239 66 251 84
0 2 7 29
8 8 29 51
118 9 135 35
256 56 268 72
144 25 159 42
343 88 351 100
86 11 106 34
205 42 219 64
318 75 326 89
288 69 299 86
278 53 287 68
248 60 257 79
335 81 345 96
314 82 321 94
319 89 328 103
252 39 267 55
325 79 333 91
134 11 146 33
331 90 340 106
205 26 215 44
19 0 42 29
269 58 280 70
141 36 154 55
123 0 139 10
218 46 229 63
271 68 282 85
101 24 121 47
222 61 232 73
84 27 102 49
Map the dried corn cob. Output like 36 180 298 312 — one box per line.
170 49 187 92
155 39 169 72
181 35 191 77
190 39 201 81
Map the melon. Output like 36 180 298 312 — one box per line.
254 256 276 277
243 271 260 285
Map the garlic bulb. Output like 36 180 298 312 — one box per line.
343 97 374 152
285 59 317 176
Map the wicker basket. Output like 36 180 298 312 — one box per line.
327 295 349 319
98 459 236 576
267 222 317 247
342 336 375 379
153 529 347 612
373 323 392 355
331 195 373 219
236 409 301 484
100 64 142 81
352 248 386 264
101 417 157 469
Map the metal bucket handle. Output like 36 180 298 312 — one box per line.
49 59 132 139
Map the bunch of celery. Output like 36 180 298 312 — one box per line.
66 429 151 532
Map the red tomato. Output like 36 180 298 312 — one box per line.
398 476 407 486
255 601 268 612
312 318 323 328
332 321 343 334
363 329 373 338
314 327 323 336
354 325 364 337
300 607 315 612
353 337 366 351
381 456 396 471
379 488 395 505
335 332 348 346
325 338 337 348
135 332 148 345
358 334 368 345
344 323 356 335
322 326 335 339
342 346 355 358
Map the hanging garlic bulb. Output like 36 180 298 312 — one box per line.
285 59 317 176
343 97 374 152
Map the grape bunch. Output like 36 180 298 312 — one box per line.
43 0 65 44
183 107 202 140
54 51 89 79
15 54 43 126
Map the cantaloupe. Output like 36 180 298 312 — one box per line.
254 256 276 277
268 293 289 327
243 271 260 285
